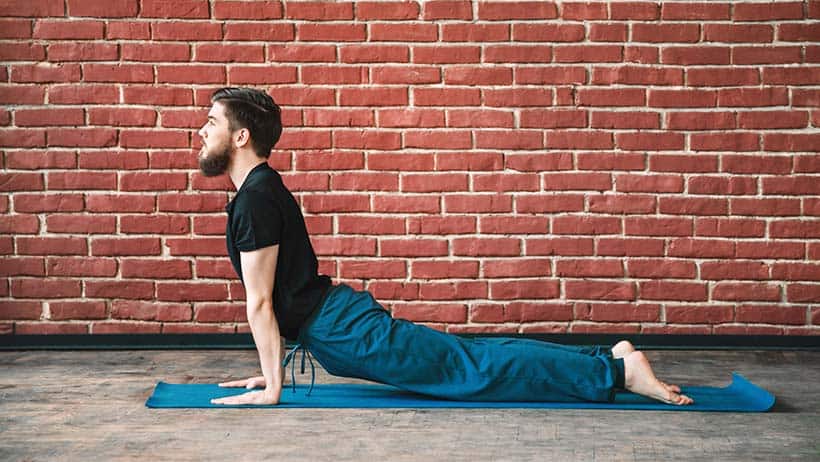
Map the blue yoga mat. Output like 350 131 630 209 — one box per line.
146 373 774 412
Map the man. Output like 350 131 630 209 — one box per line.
197 87 692 406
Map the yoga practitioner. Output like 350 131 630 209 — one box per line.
195 87 693 407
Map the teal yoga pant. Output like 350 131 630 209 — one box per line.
298 284 625 402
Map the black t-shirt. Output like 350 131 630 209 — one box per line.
225 162 331 340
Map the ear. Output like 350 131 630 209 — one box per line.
234 128 251 149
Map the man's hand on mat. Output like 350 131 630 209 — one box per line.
211 387 280 406
218 376 266 389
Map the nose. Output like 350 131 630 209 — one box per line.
198 124 206 138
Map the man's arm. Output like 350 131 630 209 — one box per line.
211 244 282 405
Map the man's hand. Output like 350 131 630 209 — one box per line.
218 376 266 390
211 386 280 406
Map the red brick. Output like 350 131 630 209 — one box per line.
0 216 39 234
589 194 656 214
730 198 800 217
85 194 155 213
371 23 437 42
649 89 717 108
658 197 727 215
625 217 692 237
339 44 408 63
121 259 191 279
479 216 548 234
224 23 294 42
486 45 553 64
411 260 479 279
194 259 236 279
662 46 730 65
50 84 119 104
661 2 730 20
576 152 645 171
47 43 118 62
481 259 550 278
47 257 117 276
765 176 820 196
0 301 42 319
713 282 781 302
444 194 511 213
490 280 559 300
194 303 245 322
17 237 87 256
737 241 804 260
589 23 628 42
515 194 584 213
46 215 116 234
0 0 64 17
526 237 594 256
418 281 487 300
91 238 161 256
0 173 44 191
554 45 623 63
413 45 481 64
213 1 282 19
701 261 770 281
666 305 734 324
47 128 117 148
49 301 106 320
11 279 81 298
554 216 621 235
340 260 406 279
778 23 820 41
770 220 820 238
140 0 209 18
0 128 46 147
11 63 81 83
565 280 636 301
556 259 623 278
111 300 191 322
452 238 520 256
156 282 229 302
696 218 765 238
14 108 82 127
577 303 661 322
571 323 640 334
152 21 221 41
627 259 695 279
787 284 820 303
546 131 613 149
611 2 659 20
640 281 708 301
407 216 476 234
0 43 45 61
392 304 467 323
0 85 45 104
368 281 418 300
373 195 440 213
45 172 115 192
477 2 557 20
34 19 104 39
382 238 449 257
668 238 734 258
13 193 83 213
166 238 226 257
106 21 150 39
633 23 700 43
597 238 665 257
0 257 45 276
0 19 33 38
311 237 377 256
506 152 573 171
297 23 366 42
67 0 138 17
616 174 684 193
367 153 435 172
736 304 806 325
772 263 820 282
156 65 226 84
423 1 472 20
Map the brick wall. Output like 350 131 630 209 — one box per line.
1 0 818 336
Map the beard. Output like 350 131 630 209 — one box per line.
198 139 232 177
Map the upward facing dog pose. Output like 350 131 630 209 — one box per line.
195 87 693 407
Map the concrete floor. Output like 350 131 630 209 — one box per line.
0 348 818 461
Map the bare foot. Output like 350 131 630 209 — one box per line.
623 351 693 405
611 340 635 359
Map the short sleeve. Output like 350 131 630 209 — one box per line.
231 190 282 251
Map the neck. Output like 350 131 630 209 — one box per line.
228 151 267 191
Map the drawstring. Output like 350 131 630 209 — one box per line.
281 343 315 396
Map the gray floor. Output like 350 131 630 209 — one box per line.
1 348 819 461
